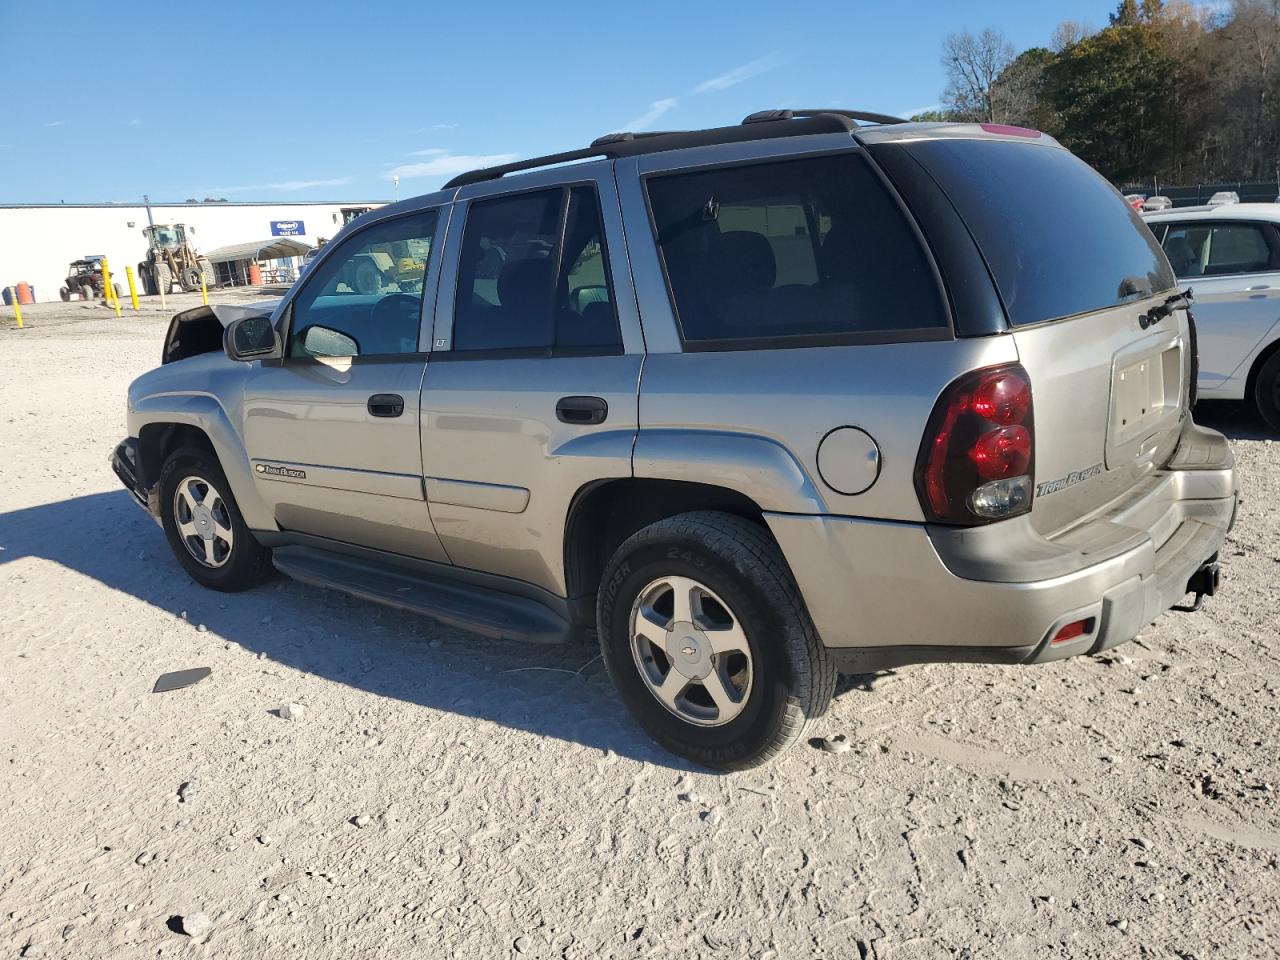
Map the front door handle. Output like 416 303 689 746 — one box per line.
556 395 608 425
368 393 405 418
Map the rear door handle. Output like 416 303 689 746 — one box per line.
368 393 405 418
556 395 608 425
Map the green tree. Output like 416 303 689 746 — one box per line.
1111 0 1142 25
1041 24 1177 181
909 109 955 122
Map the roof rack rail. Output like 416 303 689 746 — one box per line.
742 108 908 126
443 108 905 189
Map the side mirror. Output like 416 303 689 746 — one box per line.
224 315 280 361
300 324 359 357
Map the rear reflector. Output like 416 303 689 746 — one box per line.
1051 618 1095 645
980 123 1042 138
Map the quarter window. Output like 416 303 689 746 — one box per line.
452 186 621 353
287 211 439 358
1161 222 1277 278
644 153 947 347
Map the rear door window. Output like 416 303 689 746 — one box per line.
896 139 1176 326
1161 222 1277 278
452 186 621 354
644 153 948 348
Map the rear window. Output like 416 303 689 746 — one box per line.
645 153 948 348
903 139 1176 326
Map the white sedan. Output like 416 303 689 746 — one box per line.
1143 203 1280 431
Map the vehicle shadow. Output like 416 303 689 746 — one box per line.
1194 399 1277 441
0 490 703 771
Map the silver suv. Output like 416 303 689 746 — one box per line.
112 110 1237 769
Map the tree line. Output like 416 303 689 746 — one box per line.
929 0 1280 186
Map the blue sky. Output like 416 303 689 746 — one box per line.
0 0 1119 204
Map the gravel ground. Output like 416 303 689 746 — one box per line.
2 298 1278 959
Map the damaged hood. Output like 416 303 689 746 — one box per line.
162 299 282 365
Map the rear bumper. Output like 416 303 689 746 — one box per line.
768 421 1237 672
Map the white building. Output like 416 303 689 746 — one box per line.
0 200 386 302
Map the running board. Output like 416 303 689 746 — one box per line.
271 545 572 644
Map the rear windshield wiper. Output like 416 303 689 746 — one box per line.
1140 287 1193 329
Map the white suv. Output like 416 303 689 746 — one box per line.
1144 203 1280 431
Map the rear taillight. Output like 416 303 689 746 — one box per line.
916 363 1035 524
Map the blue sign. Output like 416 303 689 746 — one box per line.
271 220 305 236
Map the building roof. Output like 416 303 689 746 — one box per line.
205 237 312 264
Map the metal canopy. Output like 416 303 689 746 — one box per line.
204 237 311 264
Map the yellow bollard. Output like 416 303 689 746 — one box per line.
101 258 121 317
201 273 208 306
125 265 140 311
12 297 22 329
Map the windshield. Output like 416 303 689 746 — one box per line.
898 139 1175 326
147 225 183 250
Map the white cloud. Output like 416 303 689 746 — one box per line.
408 147 448 157
386 152 520 180
616 54 782 132
690 53 783 95
432 122 459 130
622 97 679 131
128 118 142 126
44 120 65 128
215 177 354 193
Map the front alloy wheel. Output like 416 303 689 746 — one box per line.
158 447 272 592
173 475 234 568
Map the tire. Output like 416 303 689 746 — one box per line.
139 263 155 296
180 265 201 292
113 283 124 301
158 447 272 592
597 511 835 770
153 262 172 296
1254 350 1280 434
80 283 96 300
59 286 70 302
198 258 215 289
352 258 381 295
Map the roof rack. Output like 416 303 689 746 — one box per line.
742 108 908 126
443 108 907 189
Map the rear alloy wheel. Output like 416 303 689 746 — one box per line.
159 448 272 591
598 511 835 770
1254 351 1280 434
629 575 753 727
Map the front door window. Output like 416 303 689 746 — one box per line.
288 210 440 358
